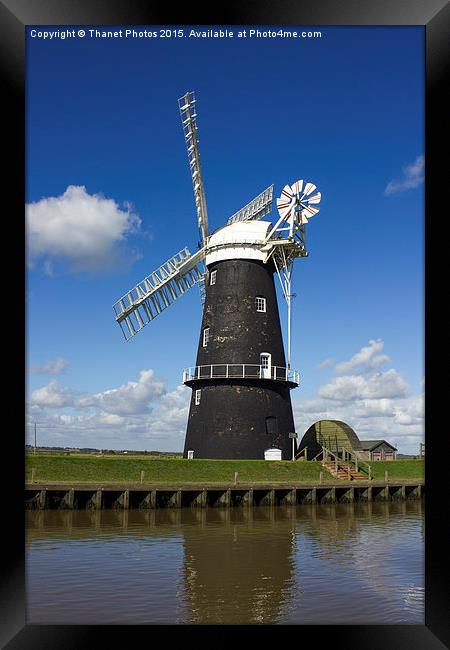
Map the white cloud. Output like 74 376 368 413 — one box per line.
28 357 69 375
77 369 165 416
97 413 126 426
31 381 78 407
26 370 191 451
393 394 424 427
292 338 423 454
25 344 423 455
334 339 390 375
293 393 424 455
384 154 424 196
316 357 335 369
292 339 424 455
26 185 141 273
150 385 191 433
352 398 395 418
319 368 409 401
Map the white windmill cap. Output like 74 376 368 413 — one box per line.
206 220 272 266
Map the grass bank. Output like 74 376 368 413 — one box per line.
367 459 424 481
26 453 332 484
25 453 424 485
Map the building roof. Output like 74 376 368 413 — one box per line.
359 439 397 451
302 419 361 452
206 220 271 265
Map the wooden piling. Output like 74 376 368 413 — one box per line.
244 489 253 507
24 480 424 509
282 488 296 505
346 487 355 503
38 489 46 509
65 488 74 509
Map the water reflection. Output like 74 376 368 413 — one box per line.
26 501 424 625
181 507 296 624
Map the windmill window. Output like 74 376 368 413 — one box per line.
210 270 217 285
195 389 201 405
255 296 266 312
265 416 278 435
203 327 210 347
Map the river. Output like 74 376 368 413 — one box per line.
26 500 424 625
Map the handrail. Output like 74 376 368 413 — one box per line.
294 446 307 460
321 445 341 472
182 364 300 386
322 445 373 480
342 446 371 476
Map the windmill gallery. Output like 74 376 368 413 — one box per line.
113 92 321 461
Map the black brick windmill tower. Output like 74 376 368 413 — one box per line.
113 92 321 460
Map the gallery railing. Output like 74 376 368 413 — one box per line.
182 364 300 386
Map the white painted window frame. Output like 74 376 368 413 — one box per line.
210 270 217 285
260 352 271 378
203 327 210 347
195 389 201 405
255 296 267 312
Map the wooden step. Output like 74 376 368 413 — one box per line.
321 460 369 482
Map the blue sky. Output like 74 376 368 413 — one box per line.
26 26 424 453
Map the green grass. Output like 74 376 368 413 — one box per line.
26 452 334 485
367 459 424 480
25 453 425 485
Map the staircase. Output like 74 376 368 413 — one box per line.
322 460 367 481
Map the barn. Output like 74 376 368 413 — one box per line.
358 440 397 461
298 420 361 460
298 420 397 461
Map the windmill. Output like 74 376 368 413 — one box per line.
113 91 321 460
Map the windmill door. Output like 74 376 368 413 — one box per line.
260 353 271 379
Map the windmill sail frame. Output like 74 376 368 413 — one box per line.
113 246 206 341
226 185 274 225
178 91 209 248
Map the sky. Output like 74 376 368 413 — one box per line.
26 25 424 454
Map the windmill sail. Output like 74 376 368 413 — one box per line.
226 185 274 225
179 91 209 247
113 246 206 341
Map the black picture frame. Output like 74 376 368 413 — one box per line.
3 0 448 647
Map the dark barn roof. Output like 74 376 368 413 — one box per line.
299 419 361 455
315 420 361 451
359 439 397 451
298 421 398 458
